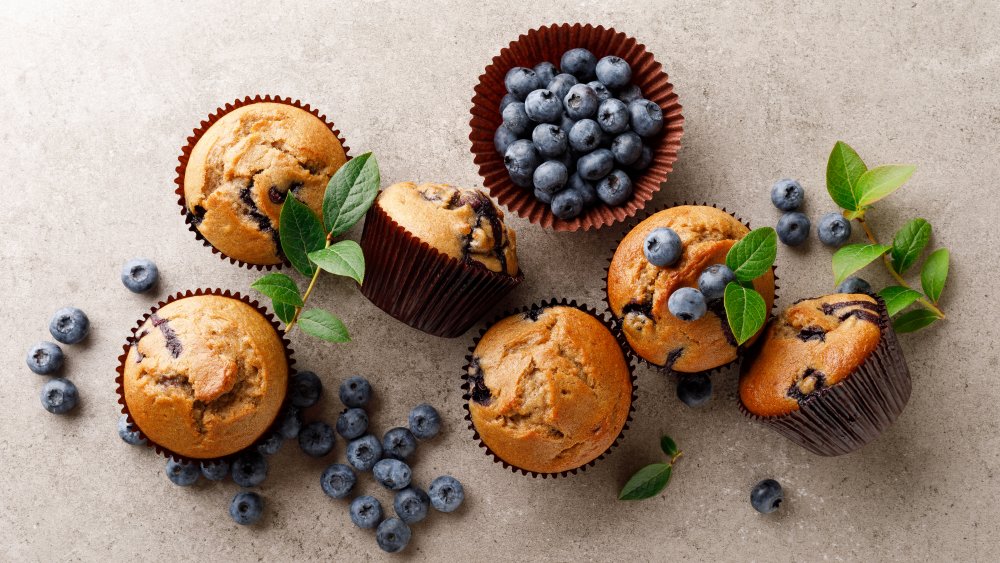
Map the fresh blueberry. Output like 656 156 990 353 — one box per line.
836 276 873 295
165 459 199 486
643 227 683 267
611 131 643 165
200 460 230 481
563 84 600 120
407 403 441 440
501 102 532 136
338 375 372 408
616 84 643 104
394 486 430 524
374 458 412 491
504 67 541 100
504 139 540 187
567 173 598 206
230 491 264 525
750 479 783 514
547 73 578 102
776 212 811 246
596 169 633 206
48 307 89 345
336 407 369 440
376 517 412 553
560 48 597 80
533 160 569 195
256 432 283 456
533 61 558 86
568 119 603 153
551 189 584 220
531 123 568 158
818 212 852 247
630 145 653 172
596 98 630 135
577 148 614 181
231 451 268 487
298 421 335 457
668 287 707 321
347 434 383 471
494 125 518 155
524 89 563 124
40 378 78 414
278 405 303 440
26 341 63 375
121 258 158 293
534 188 553 204
595 56 631 89
382 427 417 461
770 179 804 211
628 99 664 137
117 414 146 445
587 81 611 102
499 92 518 113
698 264 736 301
558 112 576 135
557 148 576 174
289 371 322 408
320 463 356 499
677 374 712 407
350 495 384 529
428 475 465 513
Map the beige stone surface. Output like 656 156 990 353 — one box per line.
2 1 998 560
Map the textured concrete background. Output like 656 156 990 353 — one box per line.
2 0 998 561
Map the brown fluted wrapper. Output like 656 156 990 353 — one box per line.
739 296 912 457
359 200 524 338
470 23 684 231
461 299 637 478
174 95 351 270
114 288 296 465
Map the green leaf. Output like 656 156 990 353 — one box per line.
878 286 924 317
921 248 949 303
826 141 868 211
856 164 916 207
250 273 303 307
308 240 365 284
323 152 381 237
298 309 351 343
724 283 768 345
890 218 932 274
832 243 891 285
660 436 678 457
893 309 939 333
279 194 327 277
618 463 672 501
725 227 778 282
273 301 296 324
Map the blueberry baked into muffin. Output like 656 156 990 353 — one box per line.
183 102 348 266
606 205 775 373
121 294 288 459
466 304 632 474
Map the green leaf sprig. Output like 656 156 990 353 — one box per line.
251 152 381 343
722 227 777 345
619 436 682 501
825 141 948 333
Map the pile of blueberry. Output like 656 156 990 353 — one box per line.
495 48 664 220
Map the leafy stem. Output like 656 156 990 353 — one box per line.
283 235 333 334
619 436 682 501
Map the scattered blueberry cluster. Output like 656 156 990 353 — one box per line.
25 307 91 415
496 48 664 220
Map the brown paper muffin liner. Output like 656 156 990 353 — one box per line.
460 298 637 478
470 23 684 231
174 95 352 270
358 199 524 338
738 295 911 457
602 202 780 379
114 288 296 465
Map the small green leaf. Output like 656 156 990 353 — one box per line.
273 301 296 324
308 240 365 284
856 164 916 207
921 248 949 303
890 218 932 274
323 152 381 237
250 273 303 307
826 141 868 212
893 309 939 333
298 309 351 343
660 436 678 457
724 283 768 345
832 243 891 285
725 227 778 282
878 286 924 317
279 195 327 277
619 463 672 501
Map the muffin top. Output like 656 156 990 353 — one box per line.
739 294 883 417
377 182 519 276
183 102 348 265
122 295 288 459
467 305 632 474
607 205 776 373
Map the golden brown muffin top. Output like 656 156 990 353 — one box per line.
183 102 347 265
467 306 632 474
607 206 775 373
377 182 519 276
123 295 288 459
739 294 883 417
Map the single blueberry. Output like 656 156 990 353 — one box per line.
26 341 64 375
256 432 283 456
568 119 603 153
616 84 644 104
278 405 303 440
121 258 159 293
643 227 683 267
428 475 465 513
320 463 356 499
533 61 558 85
818 212 852 247
289 371 322 408
776 212 811 246
557 148 576 174
596 98 630 135
165 459 199 486
563 83 600 120
40 378 78 414
567 173 598 206
677 375 712 407
524 89 563 124
494 125 519 155
298 421 335 457
117 414 146 446
382 427 417 461
547 73 579 102
373 458 412 491
336 407 369 440
376 517 412 553
698 264 736 301
595 169 633 206
630 145 653 172
551 189 584 220
668 287 708 321
408 403 441 440
231 451 268 487
611 131 643 165
338 375 372 408
577 148 614 181
350 495 384 529
346 434 383 471
836 276 873 295
533 160 569 195
230 491 264 525
595 55 632 89
394 486 430 524
499 92 518 113
628 99 664 137
200 460 230 481
504 139 540 187
531 123 568 158
501 102 532 137
560 48 597 80
48 307 89 345
587 81 612 102
504 66 541 100
534 188 553 204
750 479 784 514
558 112 576 135
770 179 804 211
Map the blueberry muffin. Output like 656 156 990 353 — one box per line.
466 305 632 474
606 205 776 373
122 294 288 459
183 102 348 266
